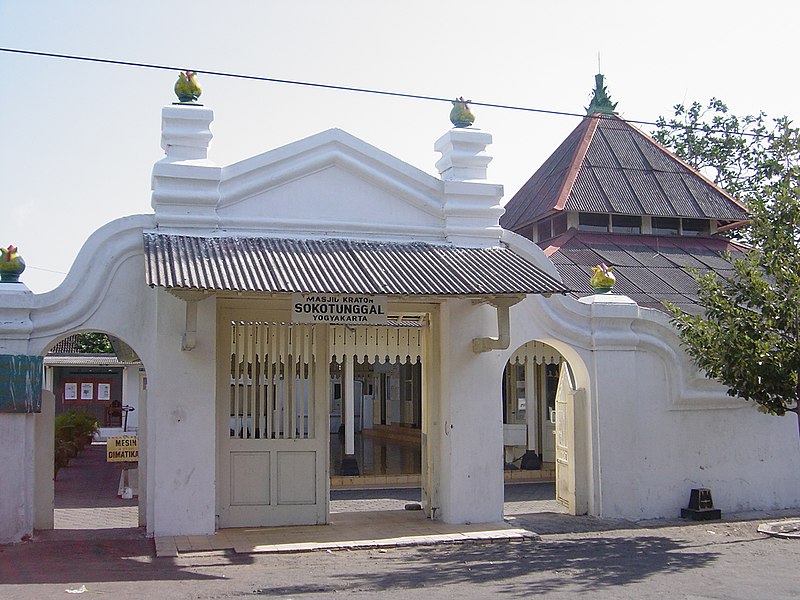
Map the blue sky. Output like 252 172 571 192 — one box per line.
2 1 798 292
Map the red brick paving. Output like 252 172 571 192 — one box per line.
0 443 159 591
51 442 140 534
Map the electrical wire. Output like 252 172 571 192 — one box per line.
25 265 67 275
0 47 774 139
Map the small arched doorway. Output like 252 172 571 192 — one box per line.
42 331 147 533
502 339 590 515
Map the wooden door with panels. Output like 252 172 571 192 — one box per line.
217 315 329 528
555 361 575 513
554 359 590 516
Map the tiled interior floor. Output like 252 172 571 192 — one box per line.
330 432 556 487
330 432 420 476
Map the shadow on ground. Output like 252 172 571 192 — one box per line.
0 535 255 585
506 511 640 535
251 535 718 597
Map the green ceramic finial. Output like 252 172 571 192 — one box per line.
174 71 202 103
589 263 616 293
0 245 26 283
586 73 618 115
449 97 475 128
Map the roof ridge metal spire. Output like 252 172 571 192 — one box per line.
586 73 618 116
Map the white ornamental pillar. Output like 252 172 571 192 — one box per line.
434 127 493 181
433 101 504 247
151 101 221 229
0 274 38 543
160 104 213 160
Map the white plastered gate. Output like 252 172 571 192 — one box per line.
217 305 428 529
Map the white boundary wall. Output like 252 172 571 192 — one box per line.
0 102 797 541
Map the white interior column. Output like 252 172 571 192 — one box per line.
121 366 129 430
123 367 142 432
518 358 542 470
525 360 538 451
339 354 360 476
344 356 355 455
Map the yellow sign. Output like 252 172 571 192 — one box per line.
106 436 138 462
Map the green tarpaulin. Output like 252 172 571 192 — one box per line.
0 354 42 413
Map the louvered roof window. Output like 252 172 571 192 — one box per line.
578 213 609 232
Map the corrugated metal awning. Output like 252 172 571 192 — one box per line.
143 233 571 296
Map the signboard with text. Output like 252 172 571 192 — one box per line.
291 294 388 325
106 436 138 462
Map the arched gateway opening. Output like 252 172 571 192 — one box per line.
41 331 147 533
502 339 590 516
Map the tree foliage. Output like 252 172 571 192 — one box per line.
658 99 800 438
653 99 800 211
667 178 800 437
75 332 113 354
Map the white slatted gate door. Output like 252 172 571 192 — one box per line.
219 322 328 527
554 362 576 514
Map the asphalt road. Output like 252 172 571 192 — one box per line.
2 512 799 599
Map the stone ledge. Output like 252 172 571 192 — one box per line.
757 519 800 539
330 469 555 489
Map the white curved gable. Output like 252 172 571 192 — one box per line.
216 129 446 241
152 106 505 247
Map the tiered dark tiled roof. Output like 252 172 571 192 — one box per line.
500 114 750 234
541 230 750 314
48 334 84 354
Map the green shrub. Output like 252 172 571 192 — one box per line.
56 409 99 442
54 410 100 477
